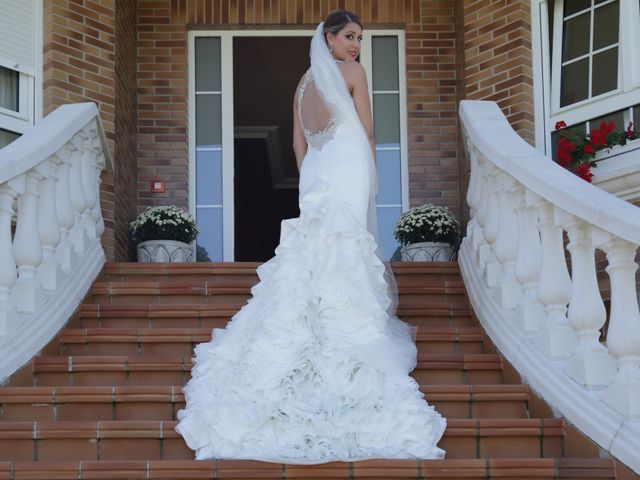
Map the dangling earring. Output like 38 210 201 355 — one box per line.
329 43 334 53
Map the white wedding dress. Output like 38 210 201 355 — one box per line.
175 22 446 464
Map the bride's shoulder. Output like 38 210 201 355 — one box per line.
338 61 367 90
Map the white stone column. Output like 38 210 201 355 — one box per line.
474 154 490 262
465 140 481 252
68 140 89 254
513 186 544 332
564 216 616 388
0 180 22 333
36 159 62 291
493 171 522 309
53 147 78 272
534 200 576 358
600 236 640 416
12 169 45 313
482 162 501 288
80 129 98 240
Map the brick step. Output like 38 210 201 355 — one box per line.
0 385 530 422
0 458 617 480
88 280 469 306
56 326 487 356
74 303 477 329
99 261 463 286
0 418 564 462
31 354 503 387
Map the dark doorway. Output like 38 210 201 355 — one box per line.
233 36 309 261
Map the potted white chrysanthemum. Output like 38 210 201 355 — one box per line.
130 206 199 263
393 204 460 262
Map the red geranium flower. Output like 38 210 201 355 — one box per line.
558 136 575 151
557 150 572 167
555 120 567 130
599 121 616 135
583 143 594 154
575 163 593 183
589 129 607 146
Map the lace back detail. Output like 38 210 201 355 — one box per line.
298 69 338 150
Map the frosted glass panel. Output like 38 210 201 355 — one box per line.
196 94 222 148
373 94 400 144
375 149 401 205
592 47 618 96
196 207 223 261
196 150 222 205
195 37 221 91
376 206 402 261
372 36 399 91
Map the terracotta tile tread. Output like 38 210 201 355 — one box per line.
0 418 564 440
0 384 528 404
32 354 502 373
90 280 466 297
58 326 482 344
102 261 460 275
1 457 615 479
77 302 475 321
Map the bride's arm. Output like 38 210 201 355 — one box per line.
346 62 376 162
292 82 307 171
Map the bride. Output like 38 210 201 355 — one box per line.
175 10 446 463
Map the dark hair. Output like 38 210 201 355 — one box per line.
322 10 363 43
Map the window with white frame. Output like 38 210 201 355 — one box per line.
539 0 640 155
0 63 34 148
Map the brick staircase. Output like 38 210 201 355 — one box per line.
0 262 632 479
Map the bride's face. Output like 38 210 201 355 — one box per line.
327 22 363 61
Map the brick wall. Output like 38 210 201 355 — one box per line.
136 0 464 218
43 0 137 261
42 0 537 258
461 0 535 144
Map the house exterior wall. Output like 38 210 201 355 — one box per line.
42 0 137 261
40 0 536 260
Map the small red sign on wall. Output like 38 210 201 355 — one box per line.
150 179 166 193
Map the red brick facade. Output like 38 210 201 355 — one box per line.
43 0 535 261
43 0 138 261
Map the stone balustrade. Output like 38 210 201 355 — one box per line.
0 103 111 382
459 100 640 473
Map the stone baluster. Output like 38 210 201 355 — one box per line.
493 171 522 309
0 179 23 333
599 236 640 416
474 154 490 263
481 162 501 288
563 216 616 388
54 146 78 272
533 199 576 358
465 140 481 252
80 127 98 240
36 158 62 291
68 136 89 254
12 169 45 313
512 185 545 332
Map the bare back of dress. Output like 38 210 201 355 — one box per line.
297 69 338 151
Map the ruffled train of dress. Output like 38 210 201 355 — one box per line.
175 167 447 463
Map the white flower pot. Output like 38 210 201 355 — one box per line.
136 240 194 263
400 242 456 262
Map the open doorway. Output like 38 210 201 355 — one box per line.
232 36 309 261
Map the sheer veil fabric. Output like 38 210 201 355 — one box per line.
174 20 447 464
308 21 403 320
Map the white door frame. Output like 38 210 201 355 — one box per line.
188 28 409 261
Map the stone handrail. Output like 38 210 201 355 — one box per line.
0 103 112 383
458 100 640 473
